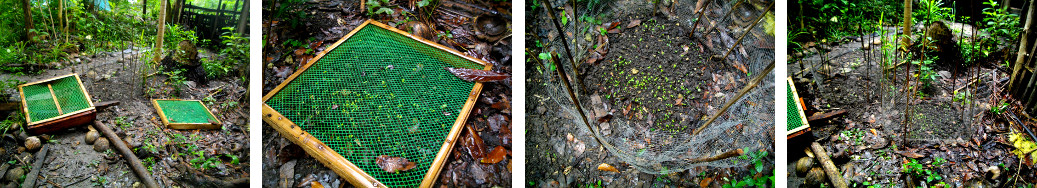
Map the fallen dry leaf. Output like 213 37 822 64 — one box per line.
675 94 684 106
376 155 416 173
597 114 613 123
462 125 487 159
445 67 510 82
899 149 925 159
699 177 713 187
597 163 619 173
626 19 642 28
480 146 509 164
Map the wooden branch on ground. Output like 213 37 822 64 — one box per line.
807 109 847 122
20 145 48 188
810 142 847 188
93 120 160 188
686 148 744 163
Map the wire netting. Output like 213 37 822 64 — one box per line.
22 75 92 122
155 100 218 124
794 24 981 144
265 23 485 187
532 0 774 174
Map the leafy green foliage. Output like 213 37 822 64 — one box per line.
163 24 198 52
724 149 773 188
911 56 938 93
991 100 1009 114
982 0 1021 41
204 27 248 79
366 0 396 16
902 158 946 186
271 0 310 29
914 0 952 26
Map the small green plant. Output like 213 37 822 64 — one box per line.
911 56 938 93
366 0 396 16
991 100 1010 114
724 149 773 188
165 68 187 96
902 158 946 186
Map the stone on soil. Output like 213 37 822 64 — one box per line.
94 137 109 152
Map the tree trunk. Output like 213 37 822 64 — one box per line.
237 0 249 36
143 0 147 16
1011 0 1037 94
21 0 34 40
902 0 912 46
155 0 168 63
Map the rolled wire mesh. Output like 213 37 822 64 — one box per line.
535 0 774 173
265 23 485 187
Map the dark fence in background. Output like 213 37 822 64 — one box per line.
175 0 248 46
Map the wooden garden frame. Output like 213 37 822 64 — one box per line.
151 99 222 129
18 74 96 135
787 76 811 139
261 20 492 188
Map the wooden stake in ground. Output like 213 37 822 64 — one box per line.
810 142 847 188
93 120 160 188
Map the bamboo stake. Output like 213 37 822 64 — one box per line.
693 62 773 135
542 0 584 94
689 0 714 36
1011 0 1037 93
717 1 772 63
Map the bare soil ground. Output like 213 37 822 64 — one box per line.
788 28 1037 187
0 48 250 187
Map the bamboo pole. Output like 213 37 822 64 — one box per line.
689 0 713 36
542 0 585 94
1011 0 1037 93
93 121 160 188
155 0 168 63
693 62 773 135
810 142 847 188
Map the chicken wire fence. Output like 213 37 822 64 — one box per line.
531 0 774 173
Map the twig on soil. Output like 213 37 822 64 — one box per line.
685 148 744 163
61 174 92 187
39 175 63 188
693 61 774 136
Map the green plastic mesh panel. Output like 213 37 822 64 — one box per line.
51 77 91 114
23 76 91 122
265 24 485 187
787 82 805 131
155 100 217 124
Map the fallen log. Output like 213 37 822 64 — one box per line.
93 120 160 188
810 142 847 188
20 145 47 188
